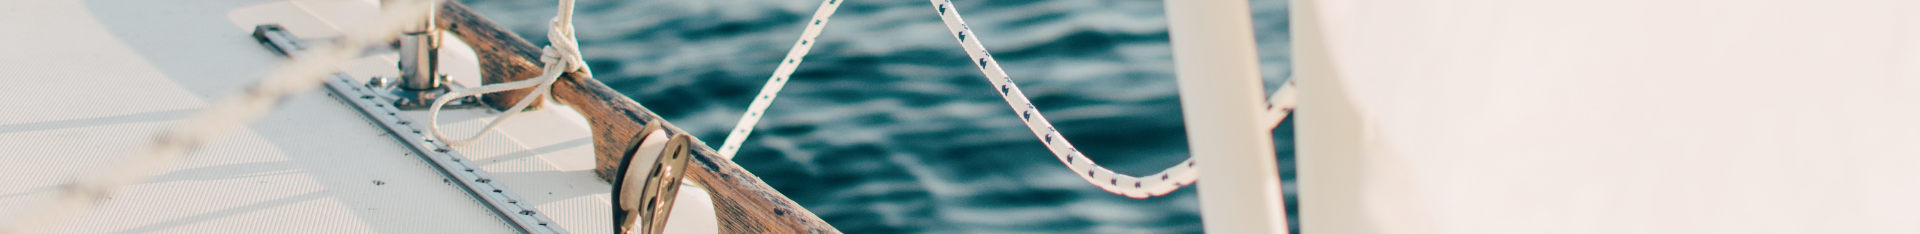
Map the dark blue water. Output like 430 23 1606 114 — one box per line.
460 0 1295 232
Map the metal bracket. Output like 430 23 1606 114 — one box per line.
365 75 487 109
384 0 465 110
612 121 693 234
252 24 567 234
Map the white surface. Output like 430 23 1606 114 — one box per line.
0 0 719 233
1162 0 1288 233
1295 0 1920 233
0 0 509 232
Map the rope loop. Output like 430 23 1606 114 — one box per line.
925 0 1297 198
427 0 588 146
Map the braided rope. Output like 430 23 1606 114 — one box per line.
928 0 1297 198
1263 79 1299 129
0 1 441 233
428 0 591 146
715 0 846 159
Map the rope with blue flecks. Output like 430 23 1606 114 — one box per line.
0 1 441 233
716 0 846 159
927 0 1298 198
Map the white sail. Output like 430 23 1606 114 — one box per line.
1296 0 1920 233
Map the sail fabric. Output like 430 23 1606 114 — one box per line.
1295 0 1920 233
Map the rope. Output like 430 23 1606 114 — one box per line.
427 0 590 147
1263 80 1299 129
0 1 441 233
926 0 1298 198
715 0 846 159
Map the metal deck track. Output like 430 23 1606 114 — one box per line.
254 24 568 234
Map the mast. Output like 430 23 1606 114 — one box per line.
1163 0 1290 233
1287 0 1364 233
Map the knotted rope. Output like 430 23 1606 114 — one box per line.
427 0 590 146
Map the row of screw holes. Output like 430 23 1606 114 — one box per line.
345 78 557 230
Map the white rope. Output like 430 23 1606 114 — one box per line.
427 0 590 147
927 0 1297 198
1262 80 1298 129
0 1 440 233
715 0 845 159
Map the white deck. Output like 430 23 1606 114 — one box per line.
0 0 715 233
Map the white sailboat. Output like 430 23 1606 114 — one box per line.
0 0 1295 233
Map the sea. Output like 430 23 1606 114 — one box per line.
458 0 1297 232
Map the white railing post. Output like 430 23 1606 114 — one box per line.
1163 0 1290 233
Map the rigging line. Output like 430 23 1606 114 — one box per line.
716 0 846 159
926 0 1296 198
0 0 442 233
1263 80 1298 129
428 0 591 146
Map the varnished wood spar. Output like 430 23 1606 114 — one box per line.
435 2 840 233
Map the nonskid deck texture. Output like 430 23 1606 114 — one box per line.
0 0 717 233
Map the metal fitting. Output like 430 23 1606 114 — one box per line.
614 122 694 234
380 0 481 110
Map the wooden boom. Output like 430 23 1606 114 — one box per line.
434 3 839 233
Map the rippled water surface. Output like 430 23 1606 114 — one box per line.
460 0 1296 232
